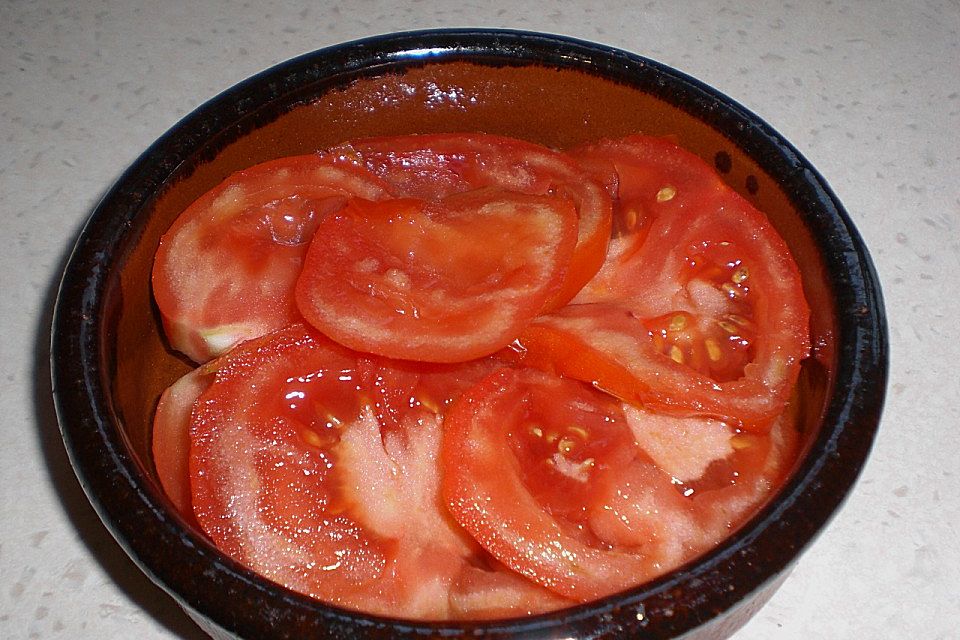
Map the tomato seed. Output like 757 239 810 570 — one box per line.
567 425 589 439
302 429 326 448
705 338 722 362
769 355 788 382
355 257 379 273
419 396 441 414
718 320 739 334
384 268 411 291
656 185 677 202
669 345 684 364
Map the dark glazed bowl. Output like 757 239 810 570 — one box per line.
51 29 887 639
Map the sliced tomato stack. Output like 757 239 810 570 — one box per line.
332 133 613 309
151 133 810 620
162 324 564 619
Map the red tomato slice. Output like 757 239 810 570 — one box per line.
509 301 797 430
443 366 682 601
442 366 803 602
330 133 612 309
190 324 487 618
152 364 214 518
295 191 578 362
152 155 391 362
510 137 809 430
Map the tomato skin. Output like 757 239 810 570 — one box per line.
332 133 613 310
153 155 390 363
295 191 578 362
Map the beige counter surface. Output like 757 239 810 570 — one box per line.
2 1 958 638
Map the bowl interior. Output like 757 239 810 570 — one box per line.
55 30 886 640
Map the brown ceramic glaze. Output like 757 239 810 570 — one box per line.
52 30 886 640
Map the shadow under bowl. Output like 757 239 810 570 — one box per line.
51 29 887 640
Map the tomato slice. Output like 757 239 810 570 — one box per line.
583 406 796 575
295 190 578 362
443 366 682 601
152 364 214 518
511 137 810 430
442 366 803 602
330 133 612 309
190 324 489 618
153 155 391 362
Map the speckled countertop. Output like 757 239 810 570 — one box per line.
2 1 958 638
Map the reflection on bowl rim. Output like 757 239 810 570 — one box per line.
51 28 887 639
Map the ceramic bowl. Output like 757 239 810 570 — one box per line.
51 29 887 639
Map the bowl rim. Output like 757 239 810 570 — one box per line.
51 27 888 639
